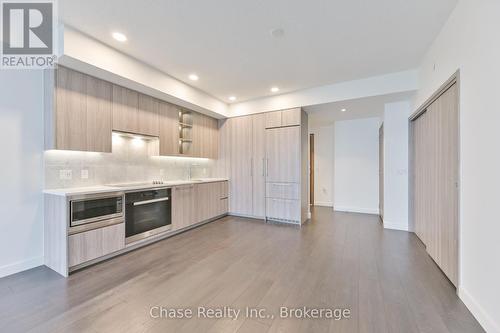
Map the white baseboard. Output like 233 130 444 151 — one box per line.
314 201 333 207
0 256 44 278
334 205 379 215
383 220 409 231
458 286 500 333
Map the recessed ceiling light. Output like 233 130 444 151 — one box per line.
112 32 127 42
270 87 280 93
188 74 199 81
270 28 285 38
341 108 347 112
228 96 237 101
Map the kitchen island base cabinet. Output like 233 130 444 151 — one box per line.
68 223 125 267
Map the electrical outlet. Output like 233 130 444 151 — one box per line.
59 169 72 180
81 169 89 179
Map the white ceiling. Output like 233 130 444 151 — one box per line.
60 0 457 103
306 91 414 127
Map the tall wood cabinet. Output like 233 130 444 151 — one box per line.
224 108 308 224
229 116 254 216
252 113 266 218
411 81 459 286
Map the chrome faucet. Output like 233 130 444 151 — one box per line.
188 163 198 180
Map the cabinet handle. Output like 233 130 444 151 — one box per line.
262 158 265 176
250 158 253 176
266 158 269 177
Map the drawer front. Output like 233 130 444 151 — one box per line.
218 198 229 216
266 182 300 200
266 198 300 222
68 223 125 267
219 181 229 199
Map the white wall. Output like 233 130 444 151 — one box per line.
0 71 44 277
415 1 500 331
310 125 334 207
382 101 411 231
334 118 380 214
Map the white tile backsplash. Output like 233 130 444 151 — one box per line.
44 135 214 188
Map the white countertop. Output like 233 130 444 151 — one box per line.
43 178 228 197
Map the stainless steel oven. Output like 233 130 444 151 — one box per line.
69 192 124 234
125 188 172 244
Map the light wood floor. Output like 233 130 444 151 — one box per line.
0 207 483 333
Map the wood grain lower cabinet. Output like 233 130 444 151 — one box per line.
195 181 228 222
172 185 195 230
68 223 125 267
173 182 228 230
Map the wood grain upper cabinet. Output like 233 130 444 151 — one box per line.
112 87 161 136
281 108 301 127
191 112 219 159
265 126 301 183
44 66 112 152
137 94 160 136
86 76 113 152
265 111 282 128
112 85 139 134
265 108 301 128
159 101 180 156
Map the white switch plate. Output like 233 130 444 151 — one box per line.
81 169 89 179
59 169 72 180
160 169 165 176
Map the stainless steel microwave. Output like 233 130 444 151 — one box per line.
70 192 124 227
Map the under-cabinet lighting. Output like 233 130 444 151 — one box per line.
270 87 279 93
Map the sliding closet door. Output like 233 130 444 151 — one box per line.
412 82 459 286
435 83 459 286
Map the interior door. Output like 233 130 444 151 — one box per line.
411 82 459 286
252 113 266 218
229 116 254 216
265 126 301 183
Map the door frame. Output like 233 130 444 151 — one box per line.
408 70 461 287
309 133 315 206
